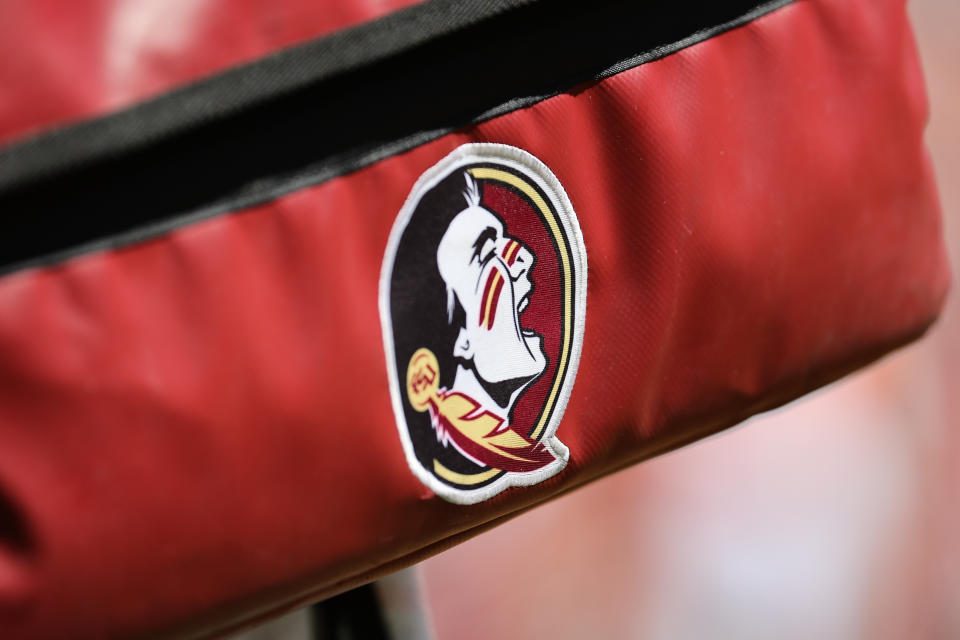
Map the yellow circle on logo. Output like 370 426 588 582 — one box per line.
406 348 440 412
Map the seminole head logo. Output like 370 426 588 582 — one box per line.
380 143 587 504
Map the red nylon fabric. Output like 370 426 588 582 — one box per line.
0 0 949 637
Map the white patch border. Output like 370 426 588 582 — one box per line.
379 143 587 505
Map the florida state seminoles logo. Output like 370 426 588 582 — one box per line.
380 143 587 504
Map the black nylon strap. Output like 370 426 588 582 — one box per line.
0 0 794 275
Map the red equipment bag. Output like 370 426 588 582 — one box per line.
0 0 949 637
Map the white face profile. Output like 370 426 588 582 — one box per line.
436 178 546 388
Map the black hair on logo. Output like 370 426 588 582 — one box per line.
388 166 501 485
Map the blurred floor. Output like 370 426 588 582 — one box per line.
419 0 960 638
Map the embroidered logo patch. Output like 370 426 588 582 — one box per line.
379 143 587 504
